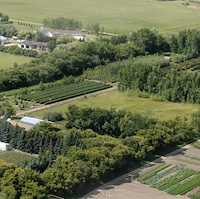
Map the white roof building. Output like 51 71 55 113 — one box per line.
0 142 10 151
0 36 7 45
20 116 44 128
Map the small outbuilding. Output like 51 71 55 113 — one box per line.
0 141 11 151
20 116 44 128
0 36 7 45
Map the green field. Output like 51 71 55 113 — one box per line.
1 0 200 34
0 150 36 166
0 52 33 69
27 89 200 121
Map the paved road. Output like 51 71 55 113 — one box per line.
80 143 193 199
16 86 117 116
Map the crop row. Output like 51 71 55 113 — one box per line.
152 168 196 191
21 81 111 104
168 174 200 195
22 81 101 100
22 81 94 100
40 84 109 104
143 165 182 186
139 163 171 183
44 85 110 105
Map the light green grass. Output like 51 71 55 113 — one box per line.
0 193 6 199
1 0 200 34
28 89 200 121
0 150 36 166
0 52 33 69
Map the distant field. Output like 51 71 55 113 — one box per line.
27 89 200 121
0 52 33 69
1 0 200 34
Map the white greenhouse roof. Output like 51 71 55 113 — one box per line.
20 116 44 127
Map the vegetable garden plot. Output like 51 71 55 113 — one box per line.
139 164 200 196
21 81 112 104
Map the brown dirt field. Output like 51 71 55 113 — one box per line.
81 143 200 199
84 180 187 199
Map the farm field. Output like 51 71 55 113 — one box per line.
21 81 112 105
0 150 37 166
1 0 200 34
83 143 200 199
27 89 200 121
0 52 33 69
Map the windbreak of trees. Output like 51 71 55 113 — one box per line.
0 106 197 198
118 56 200 104
0 38 144 91
43 17 82 30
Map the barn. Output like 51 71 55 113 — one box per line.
0 141 11 151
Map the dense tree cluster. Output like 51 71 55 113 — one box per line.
0 107 197 198
169 29 200 58
43 17 82 30
118 56 200 103
0 45 38 57
0 25 17 37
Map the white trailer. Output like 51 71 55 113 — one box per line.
0 142 10 151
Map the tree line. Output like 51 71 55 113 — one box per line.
0 106 199 198
0 28 200 104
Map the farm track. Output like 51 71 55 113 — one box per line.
16 86 117 116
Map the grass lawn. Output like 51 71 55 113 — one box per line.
0 150 37 166
0 52 33 69
27 89 200 121
1 0 200 34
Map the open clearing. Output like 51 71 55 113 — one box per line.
81 143 200 199
0 150 37 166
0 52 33 69
1 0 200 34
26 89 200 121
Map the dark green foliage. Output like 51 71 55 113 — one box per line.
0 44 38 57
43 111 63 122
169 29 200 58
0 24 17 37
118 55 200 103
130 28 170 53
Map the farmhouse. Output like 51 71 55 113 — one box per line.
0 141 10 151
0 36 7 45
40 28 84 40
20 40 48 50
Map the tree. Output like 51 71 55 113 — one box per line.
1 15 9 22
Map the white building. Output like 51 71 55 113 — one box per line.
40 28 84 40
20 116 44 128
0 36 7 45
0 141 10 151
